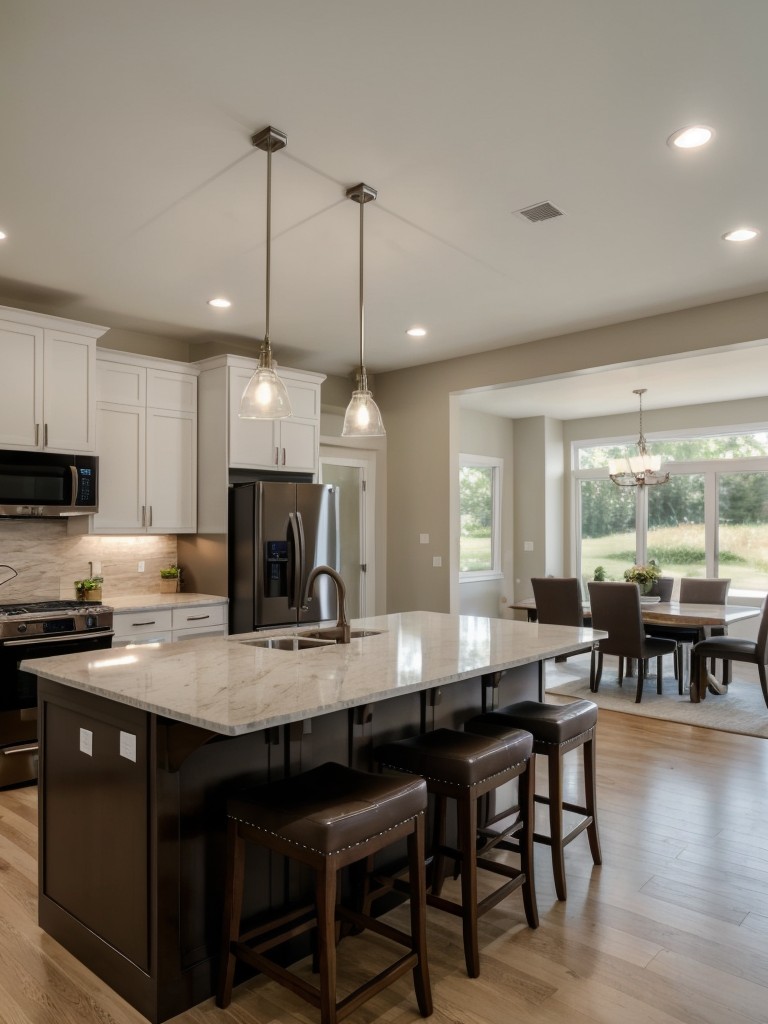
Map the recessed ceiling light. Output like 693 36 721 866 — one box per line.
667 125 714 149
208 297 231 308
0 230 6 240
722 228 759 242
406 327 427 337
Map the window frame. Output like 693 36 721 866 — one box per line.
458 453 503 582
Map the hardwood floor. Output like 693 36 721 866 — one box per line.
2 706 768 1024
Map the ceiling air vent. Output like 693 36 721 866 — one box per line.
517 201 564 224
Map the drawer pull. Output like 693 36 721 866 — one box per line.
132 620 157 626
185 614 210 621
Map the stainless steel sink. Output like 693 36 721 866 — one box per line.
240 635 336 651
300 628 384 641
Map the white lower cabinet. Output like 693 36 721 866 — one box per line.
113 601 227 646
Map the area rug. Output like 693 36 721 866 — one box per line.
546 670 768 739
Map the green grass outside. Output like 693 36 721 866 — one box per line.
460 535 492 572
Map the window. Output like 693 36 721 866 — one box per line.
574 429 768 593
459 455 502 579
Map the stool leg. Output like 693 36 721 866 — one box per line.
583 734 602 866
217 820 245 1009
456 790 480 977
316 859 338 1024
518 757 539 928
407 813 433 1017
430 794 448 896
548 749 567 902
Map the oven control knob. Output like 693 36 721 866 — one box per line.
86 615 96 628
17 623 27 633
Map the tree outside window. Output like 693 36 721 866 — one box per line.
459 456 502 576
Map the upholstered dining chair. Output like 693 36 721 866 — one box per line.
531 576 592 661
652 577 731 690
587 582 678 703
691 598 768 708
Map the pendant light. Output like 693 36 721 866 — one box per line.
609 389 669 487
342 183 385 437
239 126 293 420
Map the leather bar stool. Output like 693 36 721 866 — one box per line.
373 727 538 978
464 700 601 902
217 761 432 1024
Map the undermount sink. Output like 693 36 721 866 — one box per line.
300 628 385 641
240 635 336 651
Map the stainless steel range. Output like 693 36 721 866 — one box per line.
0 600 114 788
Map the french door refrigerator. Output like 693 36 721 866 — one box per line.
229 481 340 634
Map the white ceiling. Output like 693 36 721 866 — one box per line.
2 0 768 397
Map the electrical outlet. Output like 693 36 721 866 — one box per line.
432 555 442 567
524 541 534 551
79 728 93 756
420 533 429 544
119 731 137 762
91 560 102 576
137 561 145 572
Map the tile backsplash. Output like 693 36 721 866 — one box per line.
0 520 177 602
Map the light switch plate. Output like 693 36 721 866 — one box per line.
432 555 442 567
79 728 93 756
524 541 534 551
420 533 429 544
119 731 137 762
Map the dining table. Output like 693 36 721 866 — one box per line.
507 597 760 702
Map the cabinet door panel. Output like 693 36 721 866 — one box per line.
146 409 196 533
228 367 277 468
0 321 42 448
94 403 145 531
279 419 318 472
147 368 197 413
43 330 95 452
97 360 146 406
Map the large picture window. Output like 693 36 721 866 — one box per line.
574 431 768 594
459 455 502 579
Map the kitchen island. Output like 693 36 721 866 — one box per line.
26 611 602 1023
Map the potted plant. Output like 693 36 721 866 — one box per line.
74 576 103 602
623 560 661 595
159 564 182 593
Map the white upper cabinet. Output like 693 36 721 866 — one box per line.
91 351 198 535
0 306 106 453
226 362 322 473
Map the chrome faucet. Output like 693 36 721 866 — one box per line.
302 565 350 644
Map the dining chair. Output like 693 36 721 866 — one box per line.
531 577 592 661
653 577 731 689
691 598 768 708
648 576 674 601
587 582 678 703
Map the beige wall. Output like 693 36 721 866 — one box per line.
377 291 768 613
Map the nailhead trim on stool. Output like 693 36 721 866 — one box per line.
464 699 601 902
217 761 432 1024
373 727 538 979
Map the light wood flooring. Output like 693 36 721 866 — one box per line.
2 704 768 1024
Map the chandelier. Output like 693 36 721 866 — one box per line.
608 389 669 487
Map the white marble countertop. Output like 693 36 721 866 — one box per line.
107 593 228 613
23 611 603 736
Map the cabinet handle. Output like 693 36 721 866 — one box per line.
186 614 210 621
141 505 146 527
282 447 286 465
44 423 48 447
3 744 38 756
132 620 156 626
35 423 40 447
148 505 153 527
274 446 279 465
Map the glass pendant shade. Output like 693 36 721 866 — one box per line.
609 388 669 487
342 385 386 436
240 343 292 419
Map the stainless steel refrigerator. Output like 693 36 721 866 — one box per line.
229 481 340 634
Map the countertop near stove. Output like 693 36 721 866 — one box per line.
106 592 227 613
22 610 602 736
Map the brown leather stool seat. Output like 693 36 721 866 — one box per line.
465 699 601 901
373 728 538 978
217 761 432 1024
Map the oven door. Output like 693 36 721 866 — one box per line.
0 629 114 787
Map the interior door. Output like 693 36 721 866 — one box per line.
319 459 371 618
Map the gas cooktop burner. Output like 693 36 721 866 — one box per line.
0 600 104 616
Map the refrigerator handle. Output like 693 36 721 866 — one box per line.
288 511 305 610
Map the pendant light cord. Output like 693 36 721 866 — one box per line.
358 194 366 387
264 142 272 347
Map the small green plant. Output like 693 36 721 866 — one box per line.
160 564 181 579
623 560 661 593
593 565 608 581
74 576 103 592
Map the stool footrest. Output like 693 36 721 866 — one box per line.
533 815 593 849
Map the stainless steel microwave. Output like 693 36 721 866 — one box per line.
0 449 98 517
